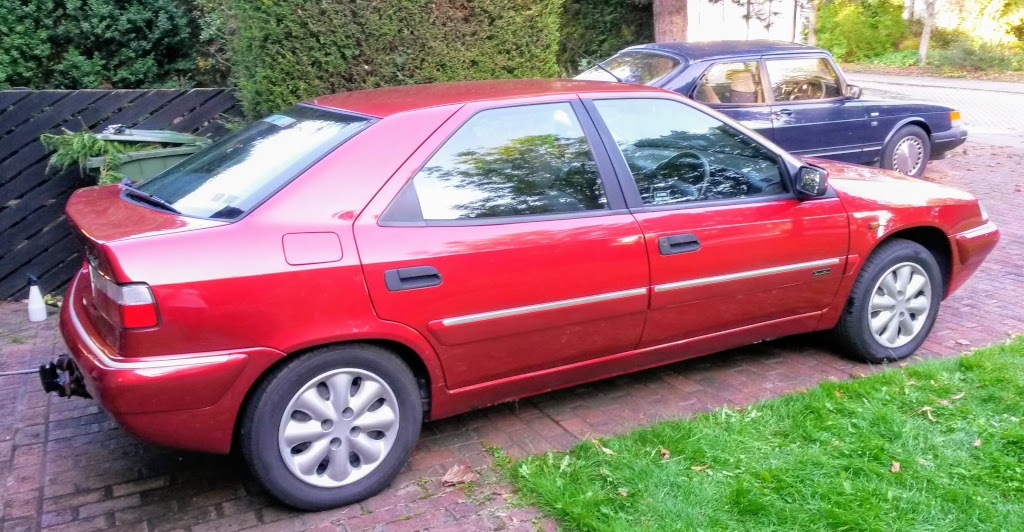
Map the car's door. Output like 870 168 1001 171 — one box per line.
354 99 650 389
688 59 776 141
584 96 850 347
765 56 869 162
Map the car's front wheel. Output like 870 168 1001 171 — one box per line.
881 125 931 177
833 239 942 363
240 344 422 510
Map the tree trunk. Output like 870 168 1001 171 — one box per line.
918 0 936 64
654 0 688 42
807 0 820 45
904 0 915 20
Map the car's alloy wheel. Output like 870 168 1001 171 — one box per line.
241 344 422 511
891 136 925 176
278 368 400 488
867 262 931 348
833 238 941 363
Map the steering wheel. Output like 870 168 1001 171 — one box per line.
789 78 826 101
650 151 711 201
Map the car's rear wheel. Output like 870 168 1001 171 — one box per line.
240 344 422 510
882 125 931 177
833 239 942 363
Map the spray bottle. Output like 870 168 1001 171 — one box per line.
27 275 46 322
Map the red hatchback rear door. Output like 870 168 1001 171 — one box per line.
354 98 650 389
585 96 850 348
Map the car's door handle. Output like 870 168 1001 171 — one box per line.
384 266 442 291
772 109 793 119
658 233 701 255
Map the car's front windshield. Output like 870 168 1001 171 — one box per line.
574 51 683 85
134 105 372 220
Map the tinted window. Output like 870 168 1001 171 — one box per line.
575 51 681 85
408 103 608 220
593 99 786 206
765 58 843 101
136 105 370 219
694 61 766 105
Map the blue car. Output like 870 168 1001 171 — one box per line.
576 40 967 176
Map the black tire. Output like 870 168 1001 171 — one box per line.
881 125 931 177
240 344 422 511
833 239 942 363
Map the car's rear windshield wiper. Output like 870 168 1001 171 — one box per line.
121 178 182 214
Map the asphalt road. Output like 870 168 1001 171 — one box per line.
846 73 1024 148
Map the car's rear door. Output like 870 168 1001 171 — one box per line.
584 95 849 347
354 98 650 389
765 55 869 162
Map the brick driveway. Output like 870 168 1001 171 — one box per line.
1 143 1022 531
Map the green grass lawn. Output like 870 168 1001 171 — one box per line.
509 337 1024 531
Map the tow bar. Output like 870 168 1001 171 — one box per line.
39 354 91 399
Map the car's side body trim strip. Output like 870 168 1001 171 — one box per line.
653 258 842 292
441 287 648 327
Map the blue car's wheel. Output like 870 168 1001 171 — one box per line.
882 125 931 177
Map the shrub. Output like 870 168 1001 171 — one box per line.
229 0 564 118
867 49 919 66
818 0 909 62
558 0 653 75
928 40 1024 71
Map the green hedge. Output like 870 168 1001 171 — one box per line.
558 0 653 75
818 0 908 62
230 0 563 118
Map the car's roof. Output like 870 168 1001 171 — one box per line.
626 40 824 62
306 78 664 118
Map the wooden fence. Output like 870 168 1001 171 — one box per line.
0 88 241 300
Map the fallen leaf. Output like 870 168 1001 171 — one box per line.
950 393 965 401
691 464 710 471
834 390 845 398
617 490 629 497
974 438 982 448
936 399 950 406
442 464 479 486
592 439 617 456
660 448 671 461
914 406 936 421
956 339 971 346
890 461 901 473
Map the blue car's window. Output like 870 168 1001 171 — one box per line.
594 98 786 206
694 62 766 105
575 51 681 85
135 105 371 220
765 58 843 101
407 103 608 220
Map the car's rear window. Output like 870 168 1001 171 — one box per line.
135 105 371 220
575 51 683 85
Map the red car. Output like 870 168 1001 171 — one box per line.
46 79 998 510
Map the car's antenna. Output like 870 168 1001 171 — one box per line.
561 40 623 83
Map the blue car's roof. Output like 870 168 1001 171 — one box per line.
627 40 824 62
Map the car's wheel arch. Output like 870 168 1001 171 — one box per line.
882 118 932 148
860 224 952 297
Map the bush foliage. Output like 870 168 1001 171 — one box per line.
818 0 909 61
558 0 653 75
228 0 563 118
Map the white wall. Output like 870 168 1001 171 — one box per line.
687 0 805 43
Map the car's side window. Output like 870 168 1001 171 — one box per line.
404 103 608 221
593 98 786 207
765 57 843 102
693 61 766 105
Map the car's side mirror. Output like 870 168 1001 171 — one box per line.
794 166 829 198
846 85 862 99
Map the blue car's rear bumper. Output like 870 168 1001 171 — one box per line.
931 126 968 156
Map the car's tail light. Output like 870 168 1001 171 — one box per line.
90 265 159 329
950 110 961 128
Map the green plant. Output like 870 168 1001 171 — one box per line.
558 0 653 76
510 336 1024 530
928 40 1024 71
227 0 563 118
40 128 128 183
868 49 919 66
818 0 909 61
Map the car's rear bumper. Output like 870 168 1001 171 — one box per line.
931 127 968 156
57 271 285 453
947 221 999 295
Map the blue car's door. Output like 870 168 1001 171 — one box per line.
764 56 868 162
685 59 775 141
